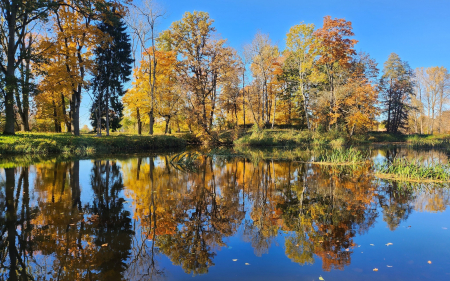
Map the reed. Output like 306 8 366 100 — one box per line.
377 158 450 181
317 147 368 164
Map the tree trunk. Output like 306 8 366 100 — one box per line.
164 116 171 134
70 88 81 136
3 8 17 135
137 108 142 135
271 94 276 129
149 110 154 135
105 88 110 136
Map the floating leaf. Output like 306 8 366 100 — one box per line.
319 276 325 281
373 268 378 272
245 263 250 265
370 244 375 246
102 243 108 247
428 261 432 264
385 243 393 246
387 265 393 268
345 248 350 252
232 259 237 262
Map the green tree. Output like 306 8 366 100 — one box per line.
90 14 133 135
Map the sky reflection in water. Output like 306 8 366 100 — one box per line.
1 147 450 281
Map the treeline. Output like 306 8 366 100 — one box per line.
1 0 449 137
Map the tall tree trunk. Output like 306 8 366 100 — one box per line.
105 88 110 136
96 92 102 137
137 108 142 135
271 94 276 129
149 111 154 135
3 8 17 135
70 88 81 136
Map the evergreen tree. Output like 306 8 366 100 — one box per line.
90 14 133 135
380 53 414 133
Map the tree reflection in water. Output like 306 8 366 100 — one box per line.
0 148 449 280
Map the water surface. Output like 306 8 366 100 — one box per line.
1 147 450 280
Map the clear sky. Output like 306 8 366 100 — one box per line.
79 0 450 128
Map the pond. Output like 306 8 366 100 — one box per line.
1 146 450 280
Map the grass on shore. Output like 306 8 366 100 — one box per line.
316 147 369 165
233 128 347 148
376 158 450 182
0 132 187 156
406 134 450 148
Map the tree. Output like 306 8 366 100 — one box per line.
166 11 235 137
127 0 164 135
380 53 414 133
90 14 133 136
285 22 317 129
0 0 53 134
313 16 357 130
415 66 449 134
244 32 279 128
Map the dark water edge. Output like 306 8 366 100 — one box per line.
1 146 450 281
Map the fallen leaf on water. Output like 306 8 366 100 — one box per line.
370 244 375 246
387 265 393 268
245 263 250 265
373 268 378 272
428 261 432 264
69 224 75 226
232 259 237 262
385 243 393 246
319 276 325 281
102 243 108 247
345 248 350 252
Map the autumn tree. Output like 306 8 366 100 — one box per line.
244 32 279 128
165 11 235 137
380 53 414 133
127 0 164 135
414 66 449 134
313 16 357 130
284 22 317 129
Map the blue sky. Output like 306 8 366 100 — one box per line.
79 0 450 128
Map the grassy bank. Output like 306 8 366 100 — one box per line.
234 128 450 148
0 132 187 156
233 128 347 148
376 158 450 182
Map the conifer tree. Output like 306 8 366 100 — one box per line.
90 14 133 136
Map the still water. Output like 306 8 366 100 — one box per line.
1 147 450 280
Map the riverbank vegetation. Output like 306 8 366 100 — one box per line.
0 133 186 156
376 158 450 182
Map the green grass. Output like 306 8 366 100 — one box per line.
406 134 450 148
316 147 369 164
376 158 450 182
0 132 187 156
233 128 348 148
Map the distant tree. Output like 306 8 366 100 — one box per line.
90 15 133 135
380 53 414 133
